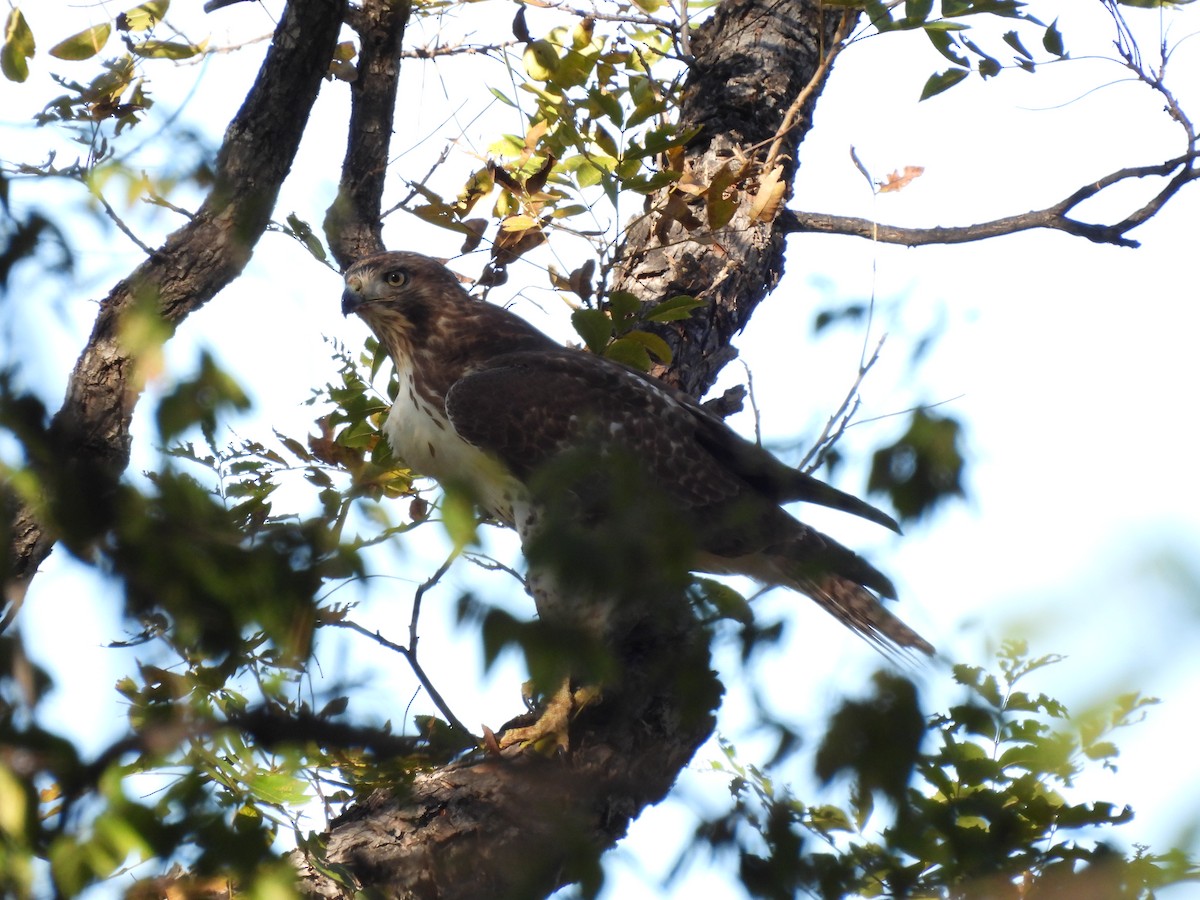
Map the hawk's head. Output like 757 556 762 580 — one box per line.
341 251 469 321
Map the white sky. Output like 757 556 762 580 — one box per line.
3 2 1200 897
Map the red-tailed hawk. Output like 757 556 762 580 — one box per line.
341 250 933 660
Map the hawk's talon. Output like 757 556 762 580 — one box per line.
497 680 600 755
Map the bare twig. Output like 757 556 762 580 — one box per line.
852 394 966 429
403 40 518 60
409 552 457 656
781 152 1200 249
799 334 885 473
763 12 853 171
329 618 473 737
91 187 154 255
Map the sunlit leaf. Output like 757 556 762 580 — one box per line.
523 40 558 81
118 0 169 32
130 38 206 60
877 164 925 193
49 22 111 60
747 164 786 222
2 9 35 83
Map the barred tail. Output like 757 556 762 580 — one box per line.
795 572 935 658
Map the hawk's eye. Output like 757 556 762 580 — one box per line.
385 270 408 287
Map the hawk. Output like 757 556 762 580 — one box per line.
340 250 933 664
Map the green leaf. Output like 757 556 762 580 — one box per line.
49 22 111 60
904 0 934 24
2 9 35 83
1042 19 1065 57
607 289 640 322
523 40 558 82
571 308 613 353
614 329 672 364
285 213 328 263
867 408 966 520
602 337 651 370
247 770 310 806
488 86 516 107
646 294 705 323
920 67 969 100
130 38 204 60
1002 29 1032 59
864 0 895 31
575 160 605 189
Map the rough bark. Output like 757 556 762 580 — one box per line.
3 0 347 617
294 595 719 899
612 0 853 397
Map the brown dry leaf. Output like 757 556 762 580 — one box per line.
524 153 556 194
459 218 488 253
569 259 595 303
524 119 549 152
877 165 925 193
748 164 786 223
492 220 547 265
654 191 702 242
706 160 743 229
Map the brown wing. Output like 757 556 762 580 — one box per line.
444 349 899 597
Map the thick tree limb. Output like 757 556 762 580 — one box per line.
293 595 720 900
3 0 347 622
611 0 855 398
325 0 411 270
781 152 1200 249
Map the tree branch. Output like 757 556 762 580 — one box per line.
325 0 411 270
611 0 857 398
293 590 719 900
3 0 347 622
781 152 1200 249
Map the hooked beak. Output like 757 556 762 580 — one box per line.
341 286 363 317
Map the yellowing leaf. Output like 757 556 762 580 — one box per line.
499 214 537 232
0 764 28 835
130 37 206 60
747 164 786 223
118 0 169 32
49 22 111 60
523 40 558 82
2 9 35 83
877 165 925 193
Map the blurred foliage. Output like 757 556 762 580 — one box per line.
0 346 465 897
869 409 967 524
1 0 1198 896
694 641 1199 899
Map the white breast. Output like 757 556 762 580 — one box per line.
384 361 520 522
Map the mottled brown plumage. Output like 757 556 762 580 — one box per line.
341 250 933 656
